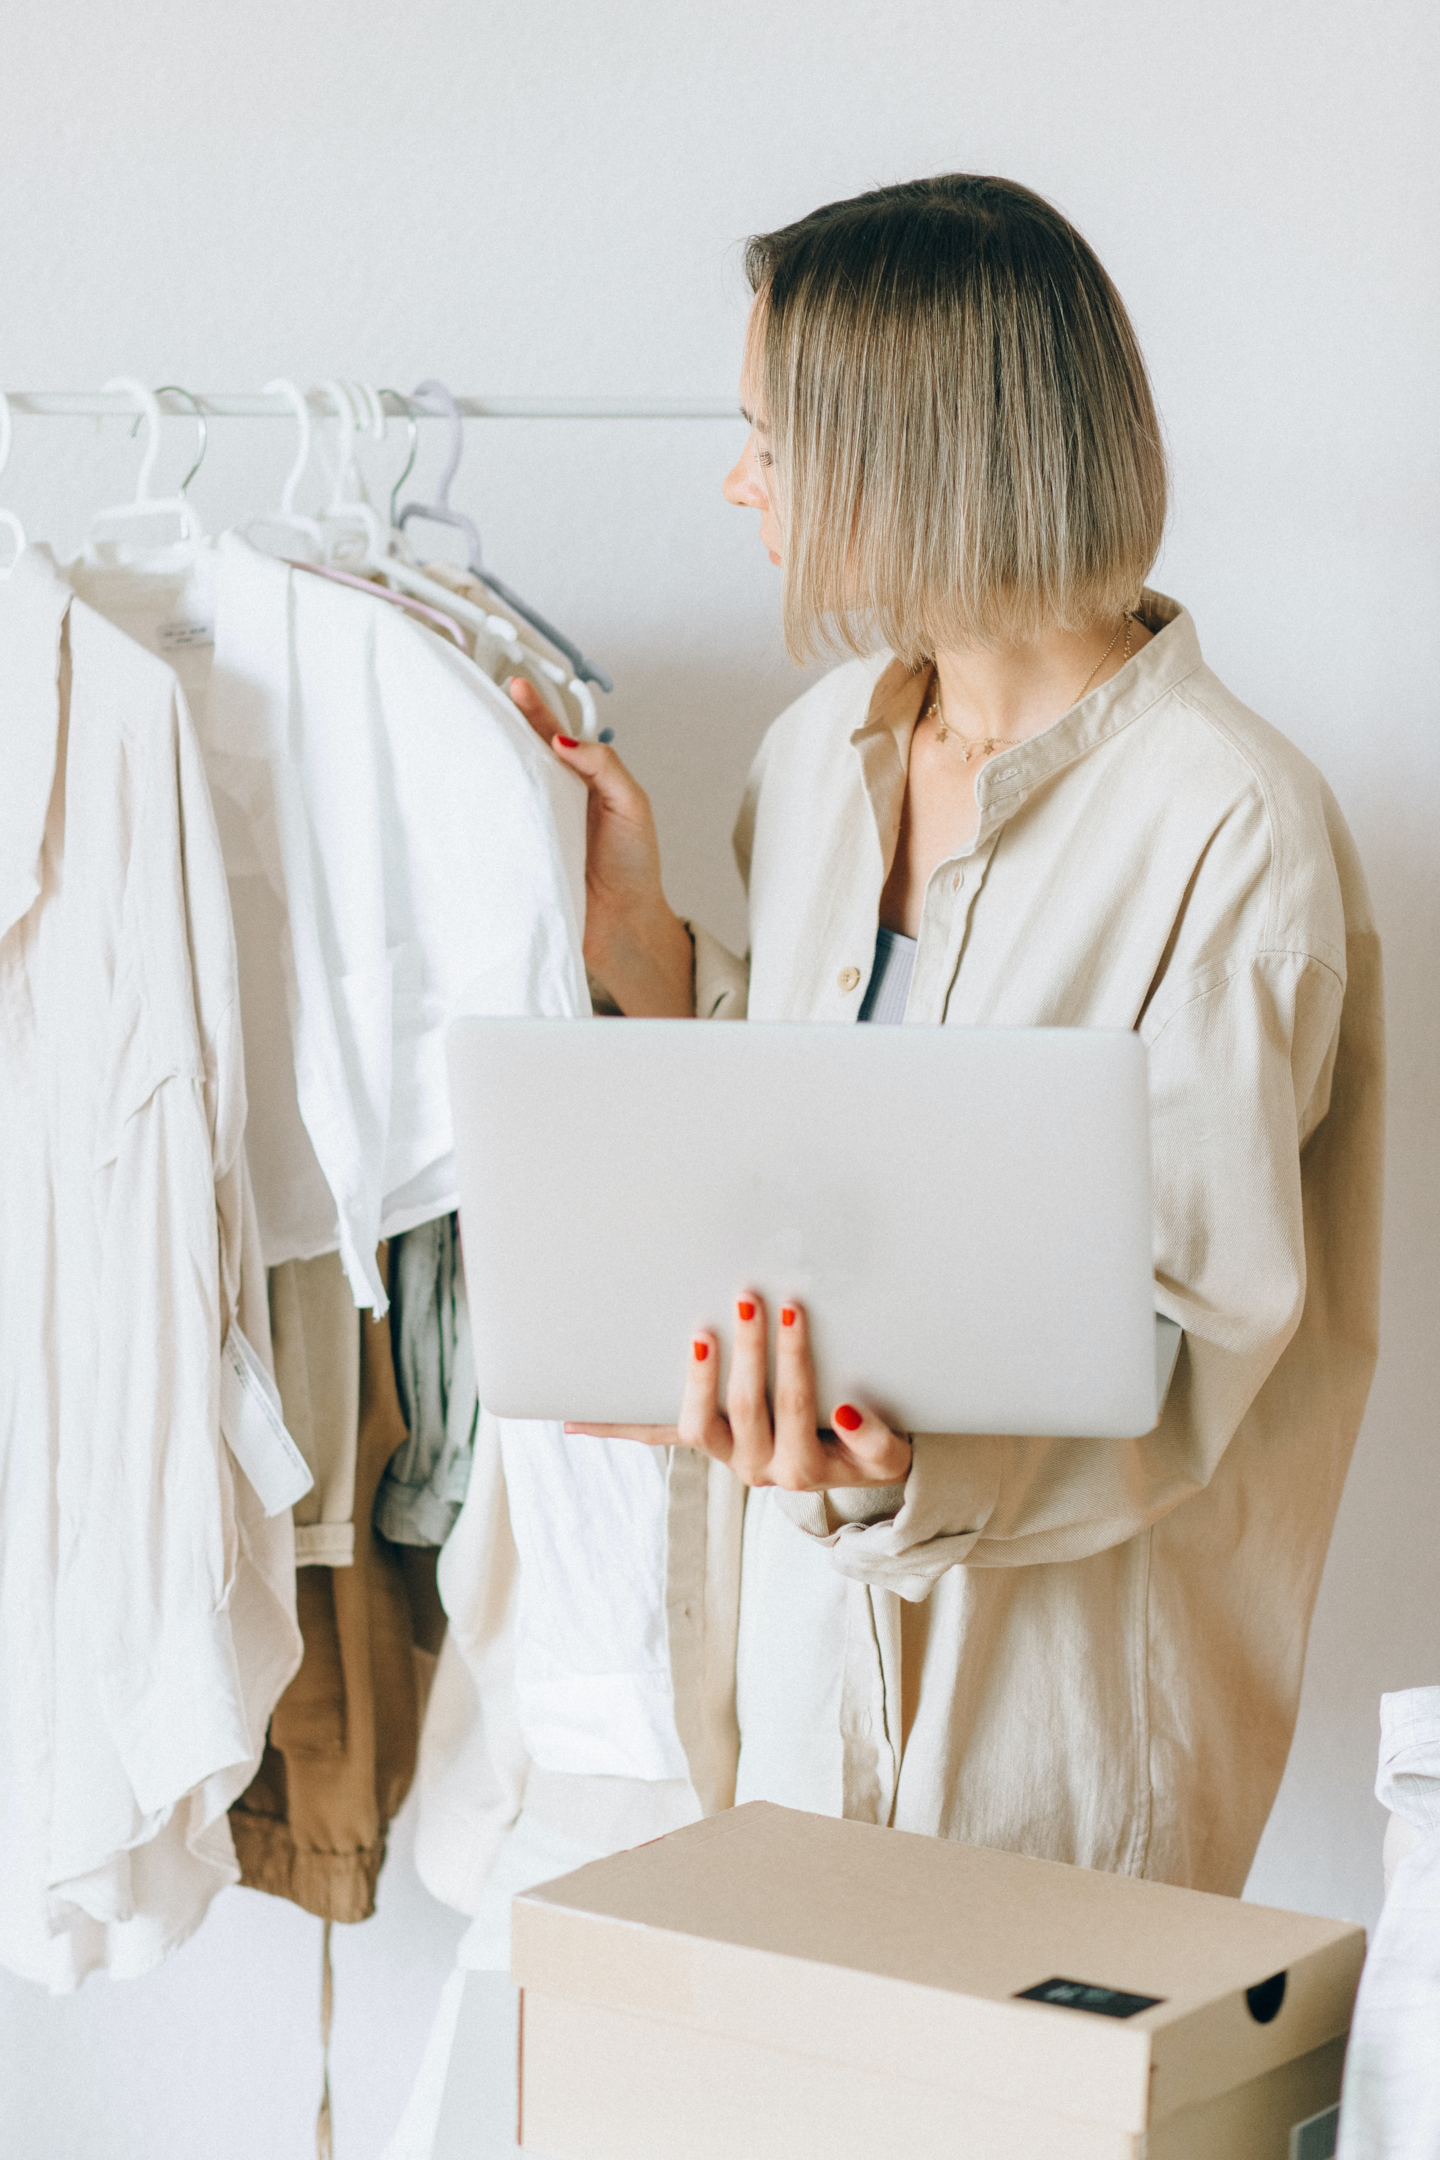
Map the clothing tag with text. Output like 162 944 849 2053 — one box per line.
220 1322 314 1516
157 617 215 652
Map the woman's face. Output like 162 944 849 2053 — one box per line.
722 303 782 564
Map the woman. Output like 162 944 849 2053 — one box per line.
509 174 1383 1894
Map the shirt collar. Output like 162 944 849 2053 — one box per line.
0 547 72 941
849 590 1204 860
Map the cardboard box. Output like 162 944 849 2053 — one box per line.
512 1802 1363 2159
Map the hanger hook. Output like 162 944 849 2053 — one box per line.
411 379 465 509
352 382 387 445
378 391 420 526
152 385 208 496
265 378 314 516
319 379 360 510
103 377 163 503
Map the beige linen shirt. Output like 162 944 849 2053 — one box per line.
0 549 300 1986
690 592 1382 1894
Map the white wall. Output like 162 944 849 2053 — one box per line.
1 1 1435 2151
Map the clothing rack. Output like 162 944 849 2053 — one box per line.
4 391 740 421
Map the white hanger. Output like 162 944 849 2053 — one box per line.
0 390 26 573
241 378 326 556
378 377 598 735
83 377 205 564
312 380 536 677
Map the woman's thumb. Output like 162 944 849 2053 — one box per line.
506 677 639 811
507 674 562 745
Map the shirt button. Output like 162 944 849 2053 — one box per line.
837 966 861 993
951 870 965 894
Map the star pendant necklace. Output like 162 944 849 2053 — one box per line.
921 613 1134 761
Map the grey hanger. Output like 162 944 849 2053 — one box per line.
379 389 421 526
149 384 209 494
396 378 614 697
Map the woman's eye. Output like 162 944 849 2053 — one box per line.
758 452 773 469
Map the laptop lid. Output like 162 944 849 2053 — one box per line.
446 1018 1168 1439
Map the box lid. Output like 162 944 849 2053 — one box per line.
512 1803 1364 2132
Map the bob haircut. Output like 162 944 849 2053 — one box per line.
745 174 1167 665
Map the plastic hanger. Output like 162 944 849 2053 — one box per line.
304 381 531 675
397 378 613 718
381 390 421 527
288 556 468 651
241 378 327 556
0 390 26 573
83 378 205 563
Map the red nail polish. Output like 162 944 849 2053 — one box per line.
834 1404 863 1432
737 1300 756 1322
780 1307 796 1327
693 1340 709 1361
555 734 579 750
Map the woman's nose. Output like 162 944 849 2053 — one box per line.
722 454 763 509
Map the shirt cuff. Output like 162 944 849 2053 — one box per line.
824 1483 908 1529
769 1435 1004 1601
686 922 749 1020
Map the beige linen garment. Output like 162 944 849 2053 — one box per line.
0 548 301 1986
690 592 1383 1894
269 1251 361 1567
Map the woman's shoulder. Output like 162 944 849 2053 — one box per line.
735 653 892 888
1162 659 1330 826
759 651 895 764
1142 645 1369 969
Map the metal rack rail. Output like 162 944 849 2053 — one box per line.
3 390 740 421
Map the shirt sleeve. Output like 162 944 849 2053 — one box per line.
688 922 749 1020
84 1066 258 1815
775 950 1352 1601
78 693 292 1825
681 725 781 1023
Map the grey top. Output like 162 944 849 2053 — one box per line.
857 924 917 1025
374 1212 480 1547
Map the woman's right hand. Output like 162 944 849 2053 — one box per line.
508 678 695 1016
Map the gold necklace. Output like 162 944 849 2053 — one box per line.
923 614 1133 761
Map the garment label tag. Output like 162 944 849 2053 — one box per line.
157 617 215 652
220 1322 315 1516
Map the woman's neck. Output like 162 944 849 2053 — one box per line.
931 613 1149 744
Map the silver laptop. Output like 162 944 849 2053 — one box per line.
446 1019 1178 1439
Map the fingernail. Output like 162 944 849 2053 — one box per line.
834 1403 863 1432
780 1307 796 1327
692 1339 709 1361
737 1300 756 1322
555 734 579 750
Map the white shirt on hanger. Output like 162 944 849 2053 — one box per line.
65 534 705 1971
200 538 706 1794
0 547 300 1990
1337 1687 1440 2159
203 531 591 1309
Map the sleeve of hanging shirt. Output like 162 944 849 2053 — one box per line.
78 636 260 1820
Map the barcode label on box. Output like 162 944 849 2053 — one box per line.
1290 2103 1339 2160
1014 1976 1164 2019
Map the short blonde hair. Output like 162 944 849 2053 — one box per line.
745 175 1167 664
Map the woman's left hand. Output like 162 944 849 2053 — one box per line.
564 1294 913 1491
